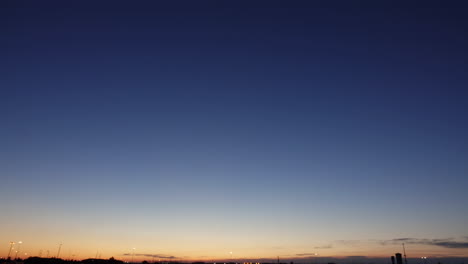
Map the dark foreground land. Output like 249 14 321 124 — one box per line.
1 257 467 264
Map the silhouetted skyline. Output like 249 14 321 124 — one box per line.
1 0 468 261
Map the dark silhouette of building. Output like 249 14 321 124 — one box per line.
395 253 403 264
391 256 395 264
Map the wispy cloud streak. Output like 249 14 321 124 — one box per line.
380 237 468 249
122 253 176 259
315 245 333 249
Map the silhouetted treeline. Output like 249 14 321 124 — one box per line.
82 258 123 264
25 257 67 264
17 257 124 264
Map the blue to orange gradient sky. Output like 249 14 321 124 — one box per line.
1 0 468 262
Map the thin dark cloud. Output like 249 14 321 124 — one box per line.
389 238 414 242
296 253 319 257
381 237 468 249
334 240 362 246
314 245 332 249
122 253 176 259
434 241 468 248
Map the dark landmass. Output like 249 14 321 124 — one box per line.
0 256 467 264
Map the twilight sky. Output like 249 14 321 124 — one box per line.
1 1 468 261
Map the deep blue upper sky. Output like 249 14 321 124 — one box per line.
1 1 468 257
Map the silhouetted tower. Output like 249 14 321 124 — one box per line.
403 243 408 264
391 256 395 264
57 243 63 258
396 253 403 264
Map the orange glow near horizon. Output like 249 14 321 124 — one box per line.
1 238 468 261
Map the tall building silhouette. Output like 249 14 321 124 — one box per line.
396 253 403 264
391 256 395 264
